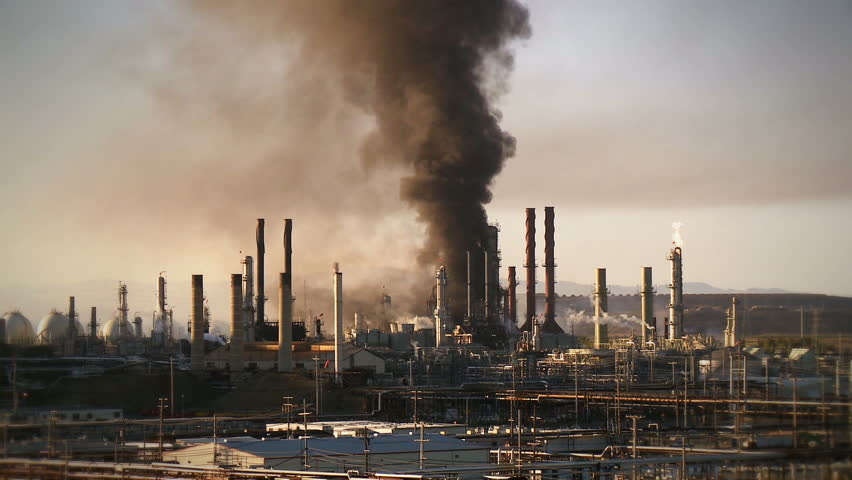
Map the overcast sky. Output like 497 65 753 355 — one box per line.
1 0 851 329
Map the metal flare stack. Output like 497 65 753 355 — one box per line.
667 246 684 339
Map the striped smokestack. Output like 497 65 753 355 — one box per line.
525 208 536 327
544 206 555 326
507 266 517 326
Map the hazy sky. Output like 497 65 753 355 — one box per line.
1 1 851 330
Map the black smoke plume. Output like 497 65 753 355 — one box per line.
192 1 530 313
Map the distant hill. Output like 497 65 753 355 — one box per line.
540 281 794 296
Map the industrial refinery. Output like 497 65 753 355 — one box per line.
3 1 852 479
2 211 852 480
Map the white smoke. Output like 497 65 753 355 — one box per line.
672 221 684 248
556 308 642 336
395 315 434 330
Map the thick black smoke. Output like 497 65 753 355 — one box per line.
192 1 530 312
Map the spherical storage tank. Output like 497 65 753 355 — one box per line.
100 317 135 345
35 311 84 345
2 311 34 344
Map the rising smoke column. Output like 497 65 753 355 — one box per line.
193 1 531 309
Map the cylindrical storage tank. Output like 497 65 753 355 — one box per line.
191 274 205 371
3 311 34 345
230 273 244 371
35 312 82 345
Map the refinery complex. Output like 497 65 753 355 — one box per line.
2 210 851 480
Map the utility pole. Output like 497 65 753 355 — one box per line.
313 356 320 416
362 427 371 475
300 398 311 470
573 356 579 427
158 397 168 460
765 357 770 401
282 396 294 439
415 423 429 470
11 361 17 414
170 357 175 417
792 376 798 449
212 413 217 466
47 411 56 459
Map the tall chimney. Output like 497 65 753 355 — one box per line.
543 206 555 326
242 256 255 343
256 219 266 329
0 317 5 345
157 275 168 343
507 266 517 327
230 273 244 371
640 267 654 345
434 266 447 347
525 208 536 328
278 219 294 372
89 307 97 340
333 263 343 382
594 268 608 348
65 296 77 355
190 274 204 371
667 246 684 339
466 250 473 321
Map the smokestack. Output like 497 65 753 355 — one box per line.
333 263 343 381
157 274 169 343
278 219 294 373
256 218 266 329
507 266 517 326
594 268 608 348
725 296 738 348
190 274 204 371
89 307 97 340
230 273 244 371
485 225 499 326
242 256 255 343
667 246 684 339
525 208 536 328
0 317 5 345
65 296 77 355
158 275 166 313
466 250 473 321
640 267 654 345
435 266 448 347
543 206 555 326
133 316 143 338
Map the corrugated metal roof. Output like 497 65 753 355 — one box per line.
220 434 483 458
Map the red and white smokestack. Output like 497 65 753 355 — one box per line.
435 265 448 347
544 206 556 325
525 208 536 327
333 262 343 382
256 218 266 329
667 246 684 339
190 274 204 371
278 219 294 373
640 267 654 345
230 273 244 371
507 266 517 326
